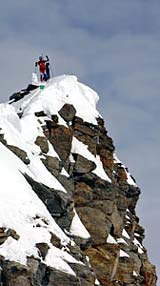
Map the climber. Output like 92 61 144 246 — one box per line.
44 61 50 81
35 55 49 82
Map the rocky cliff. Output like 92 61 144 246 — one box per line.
0 75 157 286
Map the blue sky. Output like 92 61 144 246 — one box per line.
0 0 159 278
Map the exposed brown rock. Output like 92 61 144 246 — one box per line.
76 206 112 245
97 145 114 177
84 244 120 286
73 154 96 174
1 261 31 286
58 104 76 123
0 228 19 245
50 233 62 249
0 228 8 245
73 182 93 206
110 204 124 237
36 242 49 260
140 253 157 286
41 155 61 177
35 135 49 153
46 268 81 286
68 263 95 286
0 100 157 286
73 117 99 155
48 125 73 162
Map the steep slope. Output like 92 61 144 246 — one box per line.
0 75 157 286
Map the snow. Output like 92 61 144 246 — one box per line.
117 238 128 245
126 214 130 220
72 137 111 182
45 245 84 276
122 229 130 239
107 234 117 244
138 248 144 254
0 74 142 275
126 171 136 186
13 75 100 125
133 238 144 254
32 72 39 85
28 155 66 192
134 232 140 237
133 270 138 277
70 210 90 239
60 167 70 177
95 278 100 285
1 75 110 185
119 250 130 258
0 143 81 274
0 75 104 274
0 104 66 192
113 154 137 186
47 141 60 158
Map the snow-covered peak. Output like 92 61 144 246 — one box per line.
0 74 150 284
0 75 102 274
13 75 100 125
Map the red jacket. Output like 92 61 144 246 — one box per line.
38 60 46 73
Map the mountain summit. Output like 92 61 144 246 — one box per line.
0 75 157 286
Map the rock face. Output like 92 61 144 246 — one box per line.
0 79 157 286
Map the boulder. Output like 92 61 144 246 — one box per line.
68 263 95 286
84 244 120 286
34 111 47 117
46 268 80 286
35 136 49 153
73 118 99 155
1 261 31 286
36 242 49 260
41 155 61 177
50 233 62 249
48 125 73 162
76 206 112 245
24 174 74 230
0 133 7 145
58 104 76 123
140 253 157 286
73 182 93 206
73 154 96 175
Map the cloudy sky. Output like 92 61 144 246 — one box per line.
0 0 159 278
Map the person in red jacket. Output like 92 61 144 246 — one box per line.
35 55 49 82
